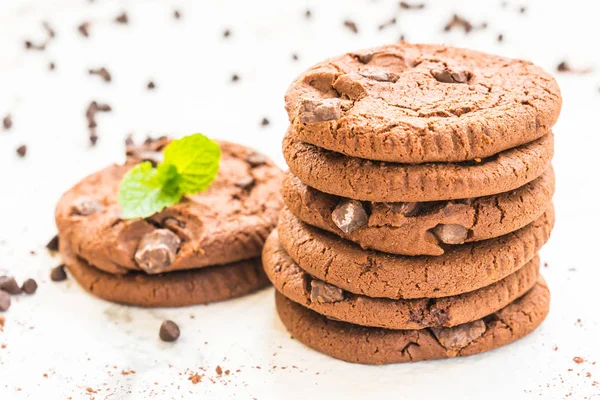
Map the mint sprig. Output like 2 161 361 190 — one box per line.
118 134 221 219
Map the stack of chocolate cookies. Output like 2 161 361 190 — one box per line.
56 138 283 307
264 43 561 364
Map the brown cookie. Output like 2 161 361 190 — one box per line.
276 280 550 364
278 206 554 299
282 169 554 256
56 141 283 275
285 43 561 163
283 131 553 202
60 241 270 307
264 230 540 330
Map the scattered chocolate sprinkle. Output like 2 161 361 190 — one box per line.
231 74 240 83
50 264 67 282
49 62 56 70
88 67 112 82
399 1 425 9
556 61 593 74
215 366 223 375
261 117 270 126
378 18 396 31
497 33 504 42
0 277 21 295
343 20 358 34
159 320 180 342
223 29 231 38
46 235 59 252
21 279 38 295
125 134 134 147
86 101 112 145
115 12 129 24
574 357 585 364
399 34 406 41
519 6 527 13
147 81 156 90
0 291 10 312
444 14 474 33
173 10 181 19
42 21 56 38
24 40 46 51
78 22 90 37
292 53 299 61
16 145 27 158
305 9 312 19
3 114 12 130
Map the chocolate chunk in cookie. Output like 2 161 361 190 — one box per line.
298 98 341 124
431 320 486 350
245 152 266 167
235 176 255 190
71 197 103 216
310 280 344 303
331 200 368 234
432 224 469 244
430 67 471 84
135 229 181 274
359 67 399 82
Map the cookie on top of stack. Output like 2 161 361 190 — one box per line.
56 137 283 307
263 43 561 364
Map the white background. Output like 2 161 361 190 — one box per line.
0 0 599 399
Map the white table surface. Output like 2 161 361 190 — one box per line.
0 0 599 398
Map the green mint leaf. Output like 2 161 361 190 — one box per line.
163 133 221 194
118 161 182 219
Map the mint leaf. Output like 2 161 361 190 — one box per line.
118 161 182 219
163 133 221 194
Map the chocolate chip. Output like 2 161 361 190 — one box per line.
71 197 103 216
42 21 56 39
223 29 231 38
391 202 422 217
519 6 527 13
0 291 10 311
24 40 46 51
235 176 256 190
125 134 134 147
16 145 27 158
78 22 90 37
399 1 425 9
88 67 112 83
0 277 22 295
556 61 593 74
173 10 181 19
497 33 504 42
310 280 344 303
231 74 240 83
352 53 374 64
378 18 396 31
162 217 184 231
343 20 358 34
443 14 473 33
50 265 67 282
49 62 56 70
331 199 368 234
431 68 471 84
135 230 181 274
431 320 486 350
305 9 312 19
159 320 180 342
86 101 112 142
115 12 129 24
147 81 156 90
432 224 469 244
21 279 38 295
292 53 299 61
46 235 59 252
3 114 12 130
359 67 399 82
90 133 98 146
245 152 266 167
298 98 342 124
261 117 270 126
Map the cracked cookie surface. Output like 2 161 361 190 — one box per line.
56 141 283 275
275 279 550 364
282 169 554 255
285 43 561 164
277 207 554 299
264 230 540 330
283 131 553 202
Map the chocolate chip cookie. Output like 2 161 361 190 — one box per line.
56 141 283 275
277 207 554 299
282 169 554 256
264 230 540 330
285 43 561 163
275 280 550 364
283 131 553 202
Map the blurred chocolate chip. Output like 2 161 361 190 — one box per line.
391 202 421 217
24 40 46 51
115 12 129 24
352 52 374 64
0 277 22 295
49 62 56 71
431 320 486 350
310 280 344 303
78 22 90 37
432 224 468 244
497 33 504 42
519 6 527 13
88 67 112 82
135 230 181 274
134 151 164 166
90 133 98 146
125 134 134 147
159 320 180 342
231 74 240 83
556 61 593 74
443 14 473 33
235 176 256 190
223 29 231 38
46 235 59 252
292 53 299 61
378 18 396 31
86 101 112 143
16 145 27 158
299 98 342 124
71 197 103 216
305 9 312 19
147 81 156 90
42 21 56 38
343 20 358 34
331 199 368 234
431 68 471 84
359 67 399 82
399 1 425 9
50 264 67 282
173 10 181 19
0 291 10 311
162 217 184 231
261 117 270 127
246 152 266 167
3 114 12 130
21 279 38 295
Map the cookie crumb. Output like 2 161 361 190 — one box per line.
574 357 585 364
215 366 223 375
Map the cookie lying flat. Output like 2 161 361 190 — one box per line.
284 131 553 203
276 280 550 364
264 230 540 330
61 242 269 307
282 169 554 256
278 207 554 299
56 141 283 275
285 43 561 164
